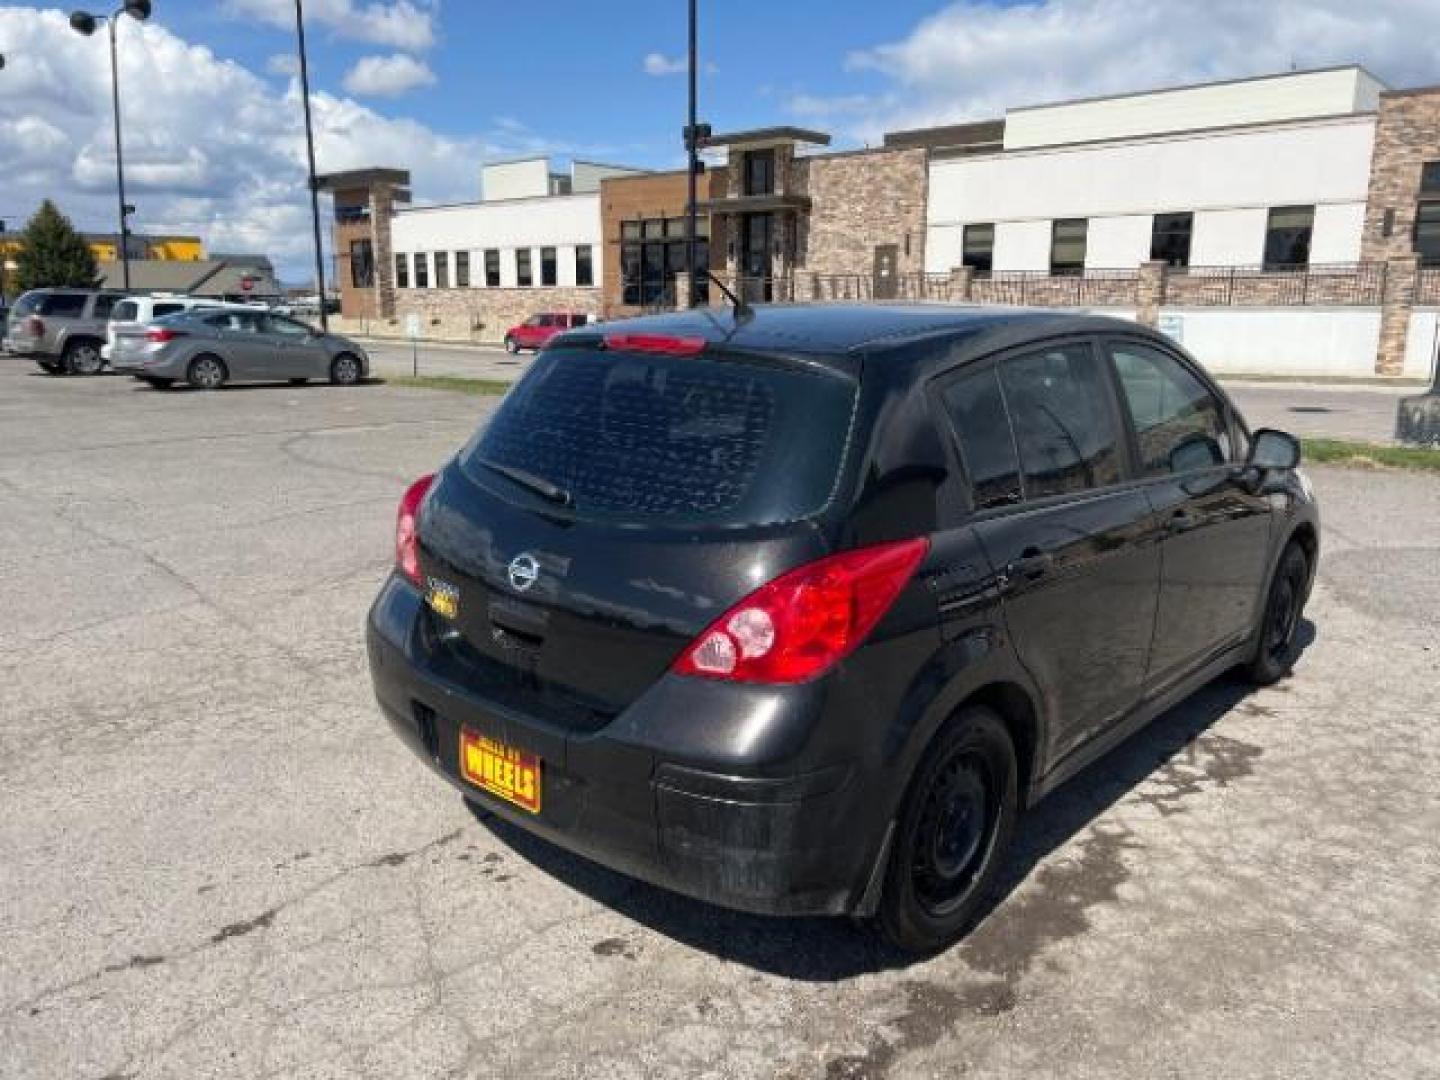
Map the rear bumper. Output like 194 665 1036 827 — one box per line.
366 575 874 916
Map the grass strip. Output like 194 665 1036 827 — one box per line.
1302 438 1440 472
388 375 511 397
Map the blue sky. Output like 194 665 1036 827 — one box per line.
3 0 1439 279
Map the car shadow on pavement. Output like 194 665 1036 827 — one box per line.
467 620 1316 982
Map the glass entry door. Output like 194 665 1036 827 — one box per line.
740 213 773 302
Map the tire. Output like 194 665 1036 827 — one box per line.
504 335 519 355
141 377 174 390
329 353 361 386
186 354 228 391
876 706 1019 954
1246 542 1310 685
63 339 104 376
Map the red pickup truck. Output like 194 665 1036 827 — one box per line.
503 312 590 354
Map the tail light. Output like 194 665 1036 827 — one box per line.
395 473 436 585
146 327 184 343
673 537 929 684
603 332 706 357
25 316 44 336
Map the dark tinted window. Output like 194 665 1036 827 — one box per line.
516 249 533 287
350 239 374 287
41 294 87 318
540 246 557 286
455 251 470 287
576 245 594 287
963 224 994 279
941 367 1021 510
152 302 185 317
462 350 856 525
999 343 1123 498
92 295 119 319
112 300 139 322
414 253 429 289
1415 202 1440 265
1150 212 1193 268
434 251 449 289
1421 161 1440 195
744 149 776 196
395 253 409 289
484 249 500 287
1264 206 1313 269
1110 341 1232 474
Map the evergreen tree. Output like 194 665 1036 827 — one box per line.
15 201 99 291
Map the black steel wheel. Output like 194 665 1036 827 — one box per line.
877 705 1018 953
1247 543 1310 685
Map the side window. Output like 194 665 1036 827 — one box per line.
112 300 139 322
42 294 87 318
940 366 1022 510
92 295 119 319
998 343 1124 498
153 303 185 317
1109 341 1232 475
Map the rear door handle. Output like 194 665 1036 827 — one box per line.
1007 550 1054 580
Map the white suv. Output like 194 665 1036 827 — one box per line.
104 296 259 367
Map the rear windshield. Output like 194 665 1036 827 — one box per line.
460 348 857 526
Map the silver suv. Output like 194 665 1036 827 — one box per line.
2 289 125 375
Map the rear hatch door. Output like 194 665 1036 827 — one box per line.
415 341 858 734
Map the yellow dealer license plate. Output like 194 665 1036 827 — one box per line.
459 730 541 814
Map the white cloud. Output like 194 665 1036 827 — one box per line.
798 0 1440 142
266 53 299 77
342 53 436 97
227 0 438 51
642 52 717 77
0 7 602 280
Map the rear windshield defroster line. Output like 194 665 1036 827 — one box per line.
459 348 858 527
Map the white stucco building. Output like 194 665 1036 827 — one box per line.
915 67 1389 276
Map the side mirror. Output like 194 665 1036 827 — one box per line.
1248 428 1301 471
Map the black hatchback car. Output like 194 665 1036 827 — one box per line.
367 305 1317 952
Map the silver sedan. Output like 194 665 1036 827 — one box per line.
112 309 369 390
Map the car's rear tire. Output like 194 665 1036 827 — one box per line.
1246 542 1310 686
504 335 519 355
63 339 104 376
187 354 227 390
876 705 1019 954
329 353 361 386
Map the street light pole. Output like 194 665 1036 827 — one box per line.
70 2 149 293
107 15 130 290
294 0 329 331
685 0 697 308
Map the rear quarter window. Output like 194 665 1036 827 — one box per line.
461 348 857 525
40 294 87 318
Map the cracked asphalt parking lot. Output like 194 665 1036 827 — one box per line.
1 363 1437 1080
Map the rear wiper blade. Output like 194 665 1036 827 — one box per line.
475 457 573 507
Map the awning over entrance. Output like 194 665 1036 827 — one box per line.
698 193 812 214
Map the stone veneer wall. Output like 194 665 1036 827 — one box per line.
367 287 603 344
1359 87 1440 374
791 147 928 278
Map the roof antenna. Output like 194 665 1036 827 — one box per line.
701 269 751 321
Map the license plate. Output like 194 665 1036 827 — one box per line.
459 730 541 814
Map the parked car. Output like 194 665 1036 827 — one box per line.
105 295 255 369
2 288 125 374
503 311 590 354
367 305 1317 953
112 308 369 389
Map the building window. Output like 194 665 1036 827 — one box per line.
413 253 429 289
1263 206 1314 269
1416 204 1440 265
744 149 776 196
395 253 409 289
484 249 500 287
540 246 557 287
620 217 710 305
1150 212 1193 269
455 251 470 288
434 251 449 289
1421 161 1440 195
575 244 594 287
349 239 374 288
1051 219 1088 275
962 223 994 279
516 249 533 287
